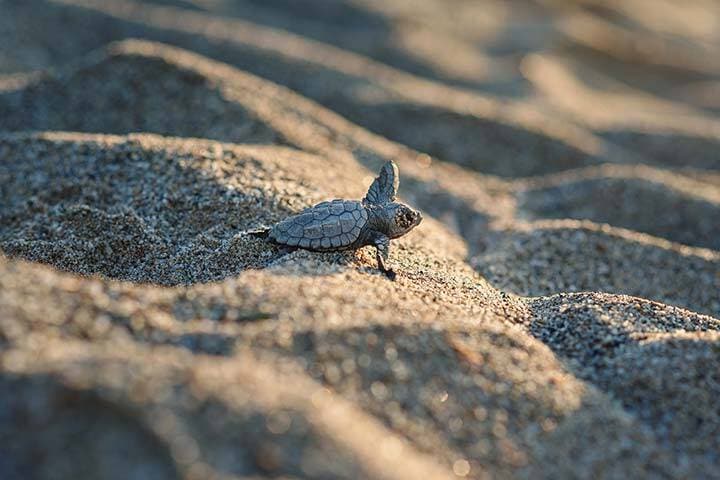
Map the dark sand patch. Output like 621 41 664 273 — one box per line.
472 221 720 317
0 52 286 145
518 165 720 249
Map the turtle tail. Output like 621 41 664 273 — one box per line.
245 227 271 239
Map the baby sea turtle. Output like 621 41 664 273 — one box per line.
254 161 422 279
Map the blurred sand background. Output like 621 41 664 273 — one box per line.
1 0 719 478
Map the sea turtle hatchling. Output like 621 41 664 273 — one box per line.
253 160 422 279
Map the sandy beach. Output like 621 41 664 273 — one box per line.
1 1 719 478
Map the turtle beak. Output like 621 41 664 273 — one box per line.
415 210 423 226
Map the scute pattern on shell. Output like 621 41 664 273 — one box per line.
269 199 368 250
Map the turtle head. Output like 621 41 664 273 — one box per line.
385 202 423 238
363 160 422 237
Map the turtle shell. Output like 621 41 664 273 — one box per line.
269 199 368 250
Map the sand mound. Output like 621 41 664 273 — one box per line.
472 221 720 317
0 133 325 283
518 165 720 249
0 51 286 145
2 1 720 478
4 131 460 284
523 51 720 174
600 333 720 473
4 0 622 178
526 294 720 475
1 127 716 476
338 102 603 178
0 251 688 478
0 339 457 480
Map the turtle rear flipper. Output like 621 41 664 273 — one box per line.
246 227 296 256
245 227 271 239
245 227 297 257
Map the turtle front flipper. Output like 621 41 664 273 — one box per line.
363 161 398 206
372 233 395 280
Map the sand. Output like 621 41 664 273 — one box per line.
1 1 719 479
